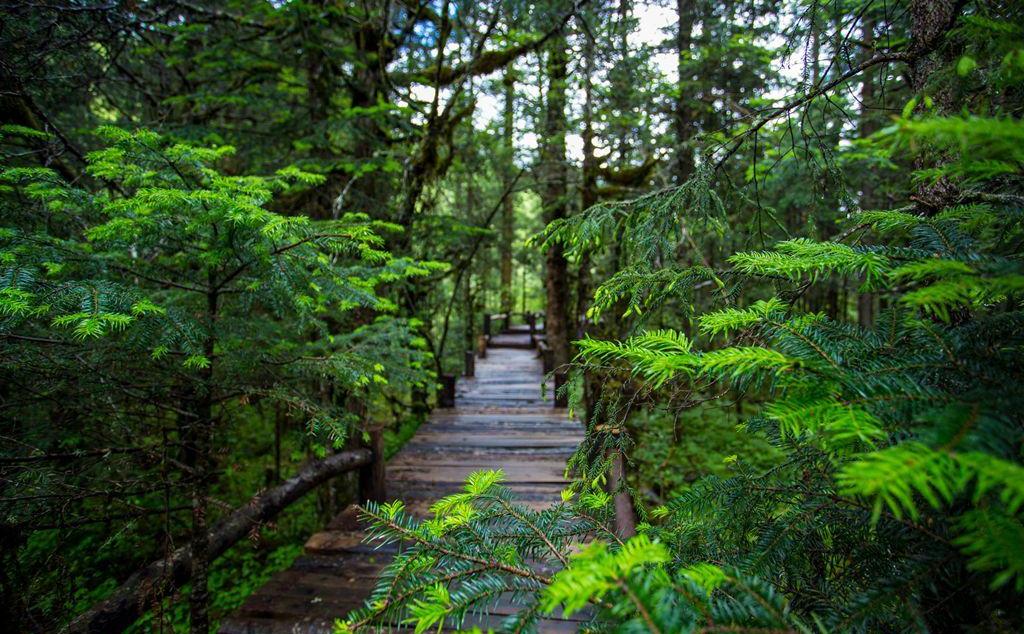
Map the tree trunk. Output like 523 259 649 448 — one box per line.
189 286 218 633
858 14 877 328
674 0 696 182
500 68 516 316
578 24 598 335
609 450 637 539
540 39 571 369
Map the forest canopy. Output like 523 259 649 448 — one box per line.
2 0 1023 633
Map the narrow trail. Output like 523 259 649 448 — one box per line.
221 325 584 633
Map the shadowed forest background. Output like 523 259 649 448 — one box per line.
2 0 1024 632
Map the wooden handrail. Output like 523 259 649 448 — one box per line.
66 447 379 634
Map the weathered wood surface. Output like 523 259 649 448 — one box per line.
220 331 582 633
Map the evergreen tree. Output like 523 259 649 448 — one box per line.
349 2 1024 632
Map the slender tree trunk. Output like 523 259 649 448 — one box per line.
188 445 210 634
465 176 478 353
189 286 218 634
674 0 696 182
858 15 877 328
578 26 597 332
609 451 637 539
464 271 475 354
541 39 571 368
500 68 516 316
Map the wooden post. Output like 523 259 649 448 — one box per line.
464 350 475 377
477 334 488 358
438 373 456 408
541 344 554 374
359 427 386 504
527 312 536 346
483 313 492 338
554 370 568 407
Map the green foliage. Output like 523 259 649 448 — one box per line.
5 1 1024 632
698 297 787 338
353 473 804 634
728 238 890 289
345 472 607 633
0 128 436 628
541 535 668 616
586 264 720 320
536 164 726 264
351 10 1024 631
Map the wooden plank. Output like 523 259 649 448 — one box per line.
405 435 581 448
303 531 394 556
388 465 567 484
389 454 571 470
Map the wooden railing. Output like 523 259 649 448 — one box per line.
481 311 545 338
66 433 387 633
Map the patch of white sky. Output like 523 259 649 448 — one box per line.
407 1 807 164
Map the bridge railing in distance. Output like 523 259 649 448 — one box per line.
481 311 545 338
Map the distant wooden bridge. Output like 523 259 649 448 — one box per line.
221 319 584 633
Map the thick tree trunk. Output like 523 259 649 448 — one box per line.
540 39 571 369
64 449 373 634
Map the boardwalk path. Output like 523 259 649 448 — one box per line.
221 327 584 633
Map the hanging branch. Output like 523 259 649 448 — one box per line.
713 52 909 171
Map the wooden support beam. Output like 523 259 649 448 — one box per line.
464 350 475 377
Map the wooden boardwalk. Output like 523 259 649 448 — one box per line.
220 328 584 633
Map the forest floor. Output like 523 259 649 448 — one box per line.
220 328 585 633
